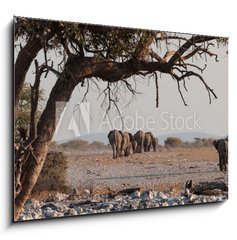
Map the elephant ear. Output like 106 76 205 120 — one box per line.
213 140 219 150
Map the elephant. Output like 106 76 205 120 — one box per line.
152 137 159 152
121 132 132 157
213 139 228 171
144 132 154 152
108 130 123 159
134 130 146 153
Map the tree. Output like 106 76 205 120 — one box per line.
14 16 227 219
15 83 44 140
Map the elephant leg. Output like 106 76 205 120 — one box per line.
140 140 144 153
111 144 116 159
219 155 224 171
148 144 151 152
224 156 228 171
116 146 119 158
126 146 130 156
117 145 122 158
144 144 147 152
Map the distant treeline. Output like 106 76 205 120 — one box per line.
50 139 110 152
50 137 219 152
164 137 216 148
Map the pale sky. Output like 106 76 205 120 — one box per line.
19 33 228 142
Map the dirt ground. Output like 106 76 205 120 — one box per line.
66 147 228 195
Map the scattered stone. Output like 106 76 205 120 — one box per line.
162 202 169 207
131 190 141 198
41 203 58 211
19 187 228 220
64 208 78 216
157 192 167 199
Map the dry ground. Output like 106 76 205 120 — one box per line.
66 147 228 196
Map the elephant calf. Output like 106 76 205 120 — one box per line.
108 130 123 159
213 139 228 171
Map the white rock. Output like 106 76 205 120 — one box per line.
190 194 199 202
108 203 114 209
148 190 154 200
162 202 169 207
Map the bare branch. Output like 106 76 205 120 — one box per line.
154 72 159 108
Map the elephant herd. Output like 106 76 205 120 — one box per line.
108 129 228 173
108 130 158 159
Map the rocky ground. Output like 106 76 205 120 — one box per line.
19 188 228 221
20 146 228 221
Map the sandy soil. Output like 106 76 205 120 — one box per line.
66 147 228 195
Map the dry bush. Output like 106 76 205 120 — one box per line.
61 139 89 150
165 137 183 147
49 141 63 152
192 138 214 147
32 151 70 194
89 141 105 149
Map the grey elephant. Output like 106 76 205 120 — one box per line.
213 139 228 171
121 132 132 157
108 130 123 159
152 137 159 152
134 130 145 153
144 132 154 152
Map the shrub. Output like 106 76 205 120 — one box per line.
32 151 70 194
193 138 214 147
61 139 89 150
165 137 183 147
89 141 106 149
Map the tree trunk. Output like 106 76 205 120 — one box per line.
15 38 43 109
14 70 78 220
